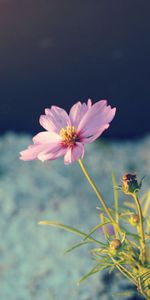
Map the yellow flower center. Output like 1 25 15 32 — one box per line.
59 125 77 146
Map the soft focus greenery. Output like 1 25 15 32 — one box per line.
40 165 150 299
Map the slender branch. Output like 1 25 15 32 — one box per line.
112 172 119 238
78 159 115 225
132 192 146 264
109 254 137 285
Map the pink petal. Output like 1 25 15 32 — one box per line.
20 144 48 161
87 99 92 108
64 142 84 165
39 115 59 133
37 145 67 162
98 105 116 124
77 100 107 132
77 100 116 137
33 131 61 144
20 142 63 162
48 106 70 128
40 106 70 133
81 124 109 144
69 101 89 127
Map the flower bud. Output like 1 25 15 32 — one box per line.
109 239 121 250
122 173 141 194
129 214 139 226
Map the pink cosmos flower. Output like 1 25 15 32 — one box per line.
20 99 116 164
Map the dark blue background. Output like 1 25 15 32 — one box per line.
0 0 150 139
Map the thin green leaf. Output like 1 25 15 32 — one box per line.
65 241 92 254
112 292 133 297
83 222 110 241
90 246 106 253
112 172 119 224
140 190 149 205
125 232 140 240
117 205 130 211
146 217 150 233
39 220 102 245
119 212 135 217
144 284 150 290
124 201 136 209
129 240 140 249
140 270 150 284
96 207 116 215
143 189 150 217
78 264 107 285
100 213 107 239
109 254 137 284
119 225 140 240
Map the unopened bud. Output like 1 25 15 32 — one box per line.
130 214 139 224
122 173 141 194
109 239 121 250
132 214 139 222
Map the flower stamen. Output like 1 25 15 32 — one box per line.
59 125 78 146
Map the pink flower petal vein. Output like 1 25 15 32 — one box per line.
20 99 116 164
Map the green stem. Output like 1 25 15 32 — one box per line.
109 254 137 284
137 277 150 299
132 192 146 264
78 159 115 225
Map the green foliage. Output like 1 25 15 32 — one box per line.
39 172 150 299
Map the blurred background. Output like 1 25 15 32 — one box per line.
0 0 150 139
0 1 150 300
